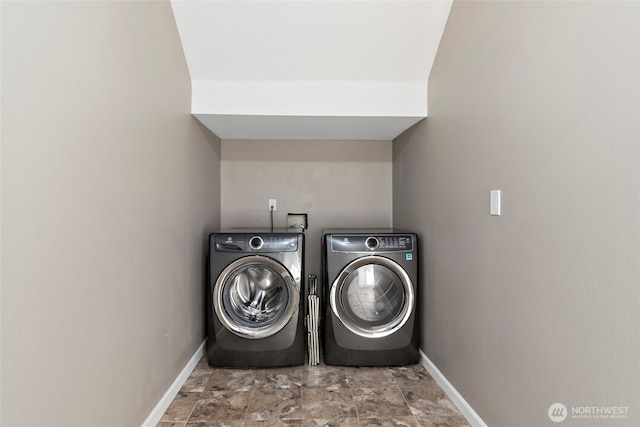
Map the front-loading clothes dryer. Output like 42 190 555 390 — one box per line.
322 229 419 366
207 231 305 367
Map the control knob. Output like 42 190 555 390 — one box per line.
249 236 264 250
365 236 379 250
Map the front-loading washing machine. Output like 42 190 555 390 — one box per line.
322 229 419 366
207 231 305 367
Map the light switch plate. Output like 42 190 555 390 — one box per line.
490 190 501 216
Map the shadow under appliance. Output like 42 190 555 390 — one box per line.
323 230 419 366
207 231 305 367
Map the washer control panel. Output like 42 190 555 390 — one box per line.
330 234 414 252
215 234 299 252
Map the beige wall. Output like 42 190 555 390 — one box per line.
393 1 640 426
221 139 392 280
1 2 221 426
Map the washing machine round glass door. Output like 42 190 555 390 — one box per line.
330 256 414 338
214 255 300 339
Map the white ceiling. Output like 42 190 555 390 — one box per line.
170 0 452 140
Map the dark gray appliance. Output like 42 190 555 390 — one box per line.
322 229 419 366
207 231 305 367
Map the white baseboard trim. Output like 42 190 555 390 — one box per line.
141 340 206 427
419 349 488 427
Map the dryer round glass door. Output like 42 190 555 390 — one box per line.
330 256 414 338
214 255 300 339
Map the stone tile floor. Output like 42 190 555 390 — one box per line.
158 357 471 427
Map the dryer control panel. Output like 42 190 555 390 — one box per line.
330 235 414 253
215 233 299 252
